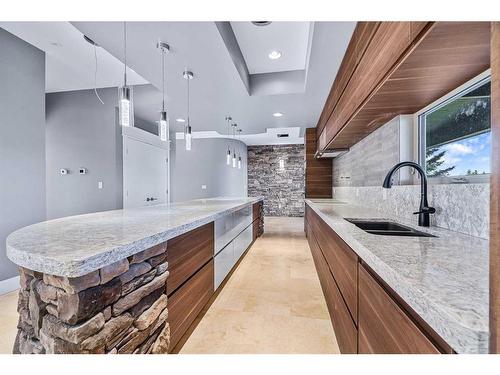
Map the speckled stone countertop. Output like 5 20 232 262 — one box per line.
305 199 489 354
7 197 263 278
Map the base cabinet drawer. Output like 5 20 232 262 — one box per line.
358 264 440 354
166 222 214 296
234 224 252 260
309 209 358 321
168 259 214 352
307 225 358 354
214 241 235 290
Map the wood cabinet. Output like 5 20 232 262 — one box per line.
166 222 214 295
358 264 441 354
305 202 454 354
307 222 357 353
168 259 214 352
316 21 490 151
308 208 358 320
304 128 332 198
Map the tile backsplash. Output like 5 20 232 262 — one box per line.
333 184 489 239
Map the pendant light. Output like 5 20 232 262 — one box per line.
231 123 237 168
225 116 232 165
157 41 170 142
118 22 134 127
183 70 194 150
237 129 242 169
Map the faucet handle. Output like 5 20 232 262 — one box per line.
413 207 436 215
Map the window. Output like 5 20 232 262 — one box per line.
418 75 491 181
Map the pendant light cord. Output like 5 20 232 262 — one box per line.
161 47 165 111
186 75 190 132
93 44 104 104
123 21 127 87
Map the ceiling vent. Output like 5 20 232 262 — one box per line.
251 21 272 27
277 133 289 138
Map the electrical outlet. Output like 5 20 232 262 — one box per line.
201 185 207 190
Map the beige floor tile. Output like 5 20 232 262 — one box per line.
0 290 18 354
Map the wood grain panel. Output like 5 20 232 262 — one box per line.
490 21 500 354
305 128 332 198
358 264 440 354
308 207 358 321
316 22 380 141
307 223 357 353
327 21 490 149
167 259 214 352
166 222 214 296
252 202 260 222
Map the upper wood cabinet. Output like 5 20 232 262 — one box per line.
304 128 332 198
316 21 490 152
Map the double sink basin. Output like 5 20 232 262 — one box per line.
345 219 436 238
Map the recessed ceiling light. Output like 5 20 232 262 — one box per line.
176 118 185 123
252 21 272 27
268 50 282 60
273 112 284 118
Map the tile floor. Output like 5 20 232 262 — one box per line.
0 216 339 354
179 216 339 354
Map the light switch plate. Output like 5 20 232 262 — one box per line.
201 185 207 190
98 181 103 189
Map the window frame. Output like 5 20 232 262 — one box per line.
413 69 491 184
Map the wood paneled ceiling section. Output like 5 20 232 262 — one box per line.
318 22 491 150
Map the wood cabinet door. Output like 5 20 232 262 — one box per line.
168 259 215 352
358 264 440 354
308 225 358 354
166 222 214 296
309 209 358 321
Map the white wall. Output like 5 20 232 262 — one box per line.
0 29 46 281
171 137 247 202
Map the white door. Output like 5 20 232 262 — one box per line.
123 130 169 209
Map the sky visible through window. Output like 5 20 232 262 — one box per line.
428 132 491 176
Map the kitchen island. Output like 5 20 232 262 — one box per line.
6 197 264 354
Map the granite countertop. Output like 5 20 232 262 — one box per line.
7 197 263 278
305 199 489 354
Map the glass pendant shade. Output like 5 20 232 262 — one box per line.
118 86 133 127
185 125 192 151
232 151 237 168
226 149 231 165
159 111 168 142
238 156 242 169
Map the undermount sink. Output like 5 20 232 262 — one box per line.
345 219 437 238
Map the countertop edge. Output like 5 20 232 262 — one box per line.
6 197 263 278
304 199 488 354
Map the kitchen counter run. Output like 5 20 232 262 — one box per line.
6 197 263 278
306 199 489 354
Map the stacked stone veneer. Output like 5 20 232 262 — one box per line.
13 242 170 354
247 145 305 217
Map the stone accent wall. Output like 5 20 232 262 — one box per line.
13 243 170 354
248 145 305 217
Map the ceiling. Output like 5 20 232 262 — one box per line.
71 21 355 139
1 21 355 144
230 21 312 74
0 21 147 92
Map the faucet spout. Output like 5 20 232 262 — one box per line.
382 161 435 227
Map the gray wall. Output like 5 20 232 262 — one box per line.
45 88 124 219
332 116 401 187
171 137 247 202
0 29 46 281
248 144 305 217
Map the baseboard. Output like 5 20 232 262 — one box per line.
0 276 19 296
